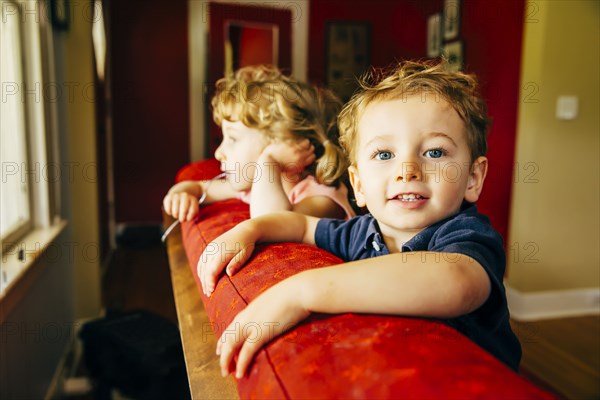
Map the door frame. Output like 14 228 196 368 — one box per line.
188 0 309 161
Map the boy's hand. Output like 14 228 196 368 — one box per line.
216 275 310 378
163 182 202 222
260 138 315 175
198 221 258 296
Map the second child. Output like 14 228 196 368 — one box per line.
163 65 355 221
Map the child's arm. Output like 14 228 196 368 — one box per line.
163 179 237 222
250 139 345 219
217 252 491 378
198 211 319 296
250 139 313 216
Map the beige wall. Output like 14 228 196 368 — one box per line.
507 0 600 292
61 4 101 317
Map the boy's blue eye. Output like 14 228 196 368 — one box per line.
375 151 393 161
425 148 445 158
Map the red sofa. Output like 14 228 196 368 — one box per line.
176 159 554 399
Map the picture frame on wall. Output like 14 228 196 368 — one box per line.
427 13 442 58
50 0 70 31
443 0 460 40
326 21 370 102
443 41 463 71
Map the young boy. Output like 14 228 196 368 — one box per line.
199 60 522 378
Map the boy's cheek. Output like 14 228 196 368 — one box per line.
354 192 367 208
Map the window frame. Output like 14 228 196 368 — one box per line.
0 0 64 299
1 0 34 248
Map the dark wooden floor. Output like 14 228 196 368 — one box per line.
512 316 600 400
63 243 181 400
96 244 599 400
101 244 177 323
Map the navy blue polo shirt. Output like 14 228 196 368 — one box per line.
314 204 522 371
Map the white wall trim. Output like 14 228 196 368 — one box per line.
506 284 600 321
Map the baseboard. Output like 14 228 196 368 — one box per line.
44 327 77 400
44 318 92 400
506 284 600 321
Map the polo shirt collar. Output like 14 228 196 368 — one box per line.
401 203 478 252
360 213 434 253
362 215 388 253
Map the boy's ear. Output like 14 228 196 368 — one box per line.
464 156 488 203
348 165 367 208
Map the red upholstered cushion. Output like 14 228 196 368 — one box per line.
177 159 555 399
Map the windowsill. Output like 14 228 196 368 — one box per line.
0 220 68 323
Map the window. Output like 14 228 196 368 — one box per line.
1 0 63 298
1 1 32 244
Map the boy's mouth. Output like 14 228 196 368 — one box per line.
391 193 427 202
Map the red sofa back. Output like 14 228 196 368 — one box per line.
177 159 554 399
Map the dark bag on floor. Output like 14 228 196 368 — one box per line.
79 310 190 400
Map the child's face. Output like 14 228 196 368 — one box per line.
215 120 268 192
348 95 487 241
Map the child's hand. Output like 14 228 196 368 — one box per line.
260 138 316 175
163 182 202 222
216 275 310 378
198 221 258 296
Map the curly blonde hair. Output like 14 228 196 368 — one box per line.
338 60 492 164
211 65 348 186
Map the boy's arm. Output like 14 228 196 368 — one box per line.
217 251 491 378
198 211 319 296
301 252 491 317
163 179 237 222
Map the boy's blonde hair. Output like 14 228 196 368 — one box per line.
212 65 347 186
338 60 491 164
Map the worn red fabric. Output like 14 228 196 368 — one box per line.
176 159 554 399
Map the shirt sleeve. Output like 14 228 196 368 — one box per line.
428 214 521 370
429 214 507 329
315 217 362 262
430 215 505 275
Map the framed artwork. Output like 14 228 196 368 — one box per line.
427 13 442 58
443 41 463 71
443 0 460 40
50 0 70 31
326 22 370 102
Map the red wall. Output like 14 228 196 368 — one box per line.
308 1 429 83
105 0 525 237
309 0 525 242
109 0 189 223
238 27 275 67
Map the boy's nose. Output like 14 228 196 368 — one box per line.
397 162 422 182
